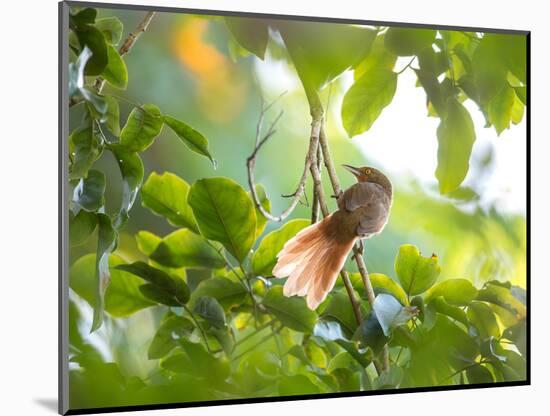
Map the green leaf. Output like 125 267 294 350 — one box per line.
250 184 271 241
467 301 500 339
120 104 163 152
69 46 92 97
95 17 123 45
91 214 117 331
466 364 494 383
70 253 155 318
110 145 144 228
395 244 441 296
384 27 436 56
327 352 357 373
424 278 478 306
279 21 376 92
72 170 105 212
252 219 310 276
87 95 120 136
163 115 216 165
135 230 162 257
188 177 256 263
69 123 103 180
115 261 190 304
428 296 469 327
372 294 417 336
193 296 226 329
435 97 476 194
511 93 525 125
354 33 397 80
141 172 198 232
189 277 247 311
150 229 225 269
75 24 108 76
488 84 515 135
262 286 317 333
514 86 526 105
225 17 269 60
415 69 447 118
313 320 348 342
139 284 180 306
374 364 404 389
69 7 97 27
368 273 409 306
353 311 388 354
341 68 397 137
278 374 320 396
148 313 195 359
320 290 360 338
477 282 526 319
69 210 97 246
102 44 128 89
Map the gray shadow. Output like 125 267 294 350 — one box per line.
34 398 58 413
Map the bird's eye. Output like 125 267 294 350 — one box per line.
365 169 372 175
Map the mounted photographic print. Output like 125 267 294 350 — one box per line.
59 1 530 414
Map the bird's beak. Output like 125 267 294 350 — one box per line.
342 164 362 177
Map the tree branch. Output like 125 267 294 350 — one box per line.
247 98 321 222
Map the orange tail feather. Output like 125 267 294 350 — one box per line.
273 214 356 309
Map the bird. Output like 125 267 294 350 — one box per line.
273 165 393 310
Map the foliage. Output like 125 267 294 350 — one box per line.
67 6 527 409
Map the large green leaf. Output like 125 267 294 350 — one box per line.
163 115 215 165
69 210 97 246
148 313 195 359
353 311 388 354
488 84 515 135
95 17 123 45
87 95 120 136
249 184 271 241
424 278 478 306
75 24 108 75
279 21 376 92
435 97 476 194
384 27 436 56
120 104 163 152
467 301 500 339
141 172 198 232
135 230 162 257
102 44 128 89
395 244 440 296
193 296 226 329
372 294 416 336
70 253 155 317
341 67 397 137
115 261 190 305
428 296 469 327
72 170 105 212
189 277 247 311
188 177 256 263
150 229 225 269
262 286 317 333
69 7 97 27
251 219 310 276
69 123 103 180
320 290 360 338
225 17 269 60
368 273 409 306
477 282 526 318
354 33 397 80
110 145 144 228
278 375 320 396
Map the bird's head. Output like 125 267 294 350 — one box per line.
342 165 393 195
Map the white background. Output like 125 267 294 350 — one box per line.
0 0 546 415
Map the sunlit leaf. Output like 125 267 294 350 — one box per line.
188 177 256 263
354 33 397 80
435 97 476 194
488 84 515 135
424 278 477 306
372 294 417 336
467 301 500 339
262 286 317 333
150 229 225 269
95 16 123 45
135 230 162 257
477 282 526 318
252 219 310 276
342 68 397 137
250 184 271 241
141 172 198 232
225 17 269 60
384 27 436 56
120 104 163 152
163 115 216 165
278 374 320 396
102 44 128 89
368 273 409 306
395 244 441 296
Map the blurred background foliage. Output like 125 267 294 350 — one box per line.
67 5 527 411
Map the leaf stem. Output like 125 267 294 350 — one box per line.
396 56 416 75
182 304 213 354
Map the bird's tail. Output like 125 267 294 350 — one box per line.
273 213 356 310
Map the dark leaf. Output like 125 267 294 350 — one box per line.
72 169 105 212
384 27 436 56
194 296 226 329
69 210 97 246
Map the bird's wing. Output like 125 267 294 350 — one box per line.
343 182 391 237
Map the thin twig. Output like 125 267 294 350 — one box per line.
182 304 213 354
232 325 283 361
247 101 322 222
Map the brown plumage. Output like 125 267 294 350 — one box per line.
273 165 393 309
